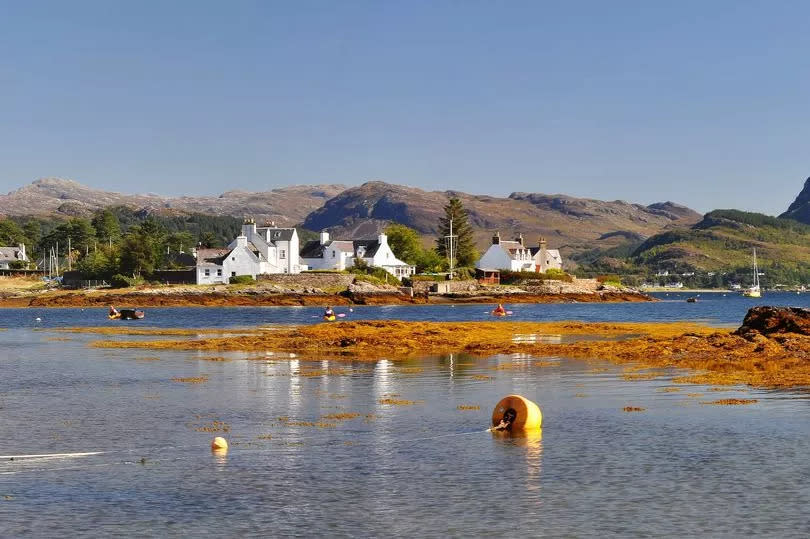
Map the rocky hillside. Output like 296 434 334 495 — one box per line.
780 176 810 223
303 181 700 255
0 177 346 225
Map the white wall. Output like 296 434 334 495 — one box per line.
476 245 515 271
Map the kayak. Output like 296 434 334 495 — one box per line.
323 315 336 322
492 311 507 317
109 309 145 320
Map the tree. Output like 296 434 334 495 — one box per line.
436 198 478 267
386 224 424 265
167 231 195 252
119 233 157 276
386 223 447 273
0 219 26 246
92 209 121 244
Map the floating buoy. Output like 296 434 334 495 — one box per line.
211 437 228 452
491 394 542 432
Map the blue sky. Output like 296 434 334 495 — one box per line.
1 1 808 214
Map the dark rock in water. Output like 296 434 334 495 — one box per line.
735 306 810 337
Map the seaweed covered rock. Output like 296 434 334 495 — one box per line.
735 306 810 338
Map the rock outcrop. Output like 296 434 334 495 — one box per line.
780 177 810 223
734 306 810 338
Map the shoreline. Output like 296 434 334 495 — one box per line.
0 290 652 308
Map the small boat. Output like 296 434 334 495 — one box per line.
323 314 336 322
686 297 698 303
492 310 507 317
742 248 762 298
109 309 145 320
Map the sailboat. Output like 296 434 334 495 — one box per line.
742 248 761 298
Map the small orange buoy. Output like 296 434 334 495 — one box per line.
211 436 228 451
491 394 542 432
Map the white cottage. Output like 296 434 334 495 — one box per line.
0 244 28 270
232 219 305 274
196 237 262 285
300 232 415 279
476 233 562 273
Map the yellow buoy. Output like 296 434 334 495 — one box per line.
491 394 542 432
211 436 229 451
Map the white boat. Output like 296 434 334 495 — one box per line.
742 248 761 298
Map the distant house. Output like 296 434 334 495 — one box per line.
476 233 562 273
196 238 261 285
0 244 28 270
300 232 416 279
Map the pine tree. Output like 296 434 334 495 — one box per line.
436 198 478 268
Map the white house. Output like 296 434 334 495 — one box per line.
194 220 307 285
300 232 416 279
0 244 28 270
231 219 306 275
475 233 562 273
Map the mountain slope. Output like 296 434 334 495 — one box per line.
302 181 701 256
632 209 810 284
780 176 810 223
0 177 346 225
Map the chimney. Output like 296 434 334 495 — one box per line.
492 231 501 245
319 231 330 245
18 243 26 260
538 237 547 273
242 218 256 238
516 233 524 246
236 235 248 247
378 233 388 246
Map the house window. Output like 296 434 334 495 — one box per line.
232 257 235 261
231 272 236 277
332 251 336 258
280 249 286 259
217 269 222 277
204 269 210 277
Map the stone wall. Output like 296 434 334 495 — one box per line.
257 272 355 290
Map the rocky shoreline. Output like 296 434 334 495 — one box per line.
0 276 651 307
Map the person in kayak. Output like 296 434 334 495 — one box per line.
109 305 120 317
493 303 506 315
324 306 335 318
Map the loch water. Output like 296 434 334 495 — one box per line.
1 293 810 537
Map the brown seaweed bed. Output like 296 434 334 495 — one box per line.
74 318 810 389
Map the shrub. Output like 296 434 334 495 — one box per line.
110 274 143 288
499 269 573 284
596 274 622 286
229 275 255 285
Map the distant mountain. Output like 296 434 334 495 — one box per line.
780 176 810 223
302 181 701 256
0 177 346 225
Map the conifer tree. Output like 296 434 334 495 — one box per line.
436 198 478 267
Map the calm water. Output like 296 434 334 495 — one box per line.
2 294 810 536
3 291 810 330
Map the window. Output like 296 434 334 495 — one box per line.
231 272 236 277
280 249 286 259
217 269 222 277
332 251 336 258
204 269 210 277
232 257 235 261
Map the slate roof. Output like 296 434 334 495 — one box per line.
0 246 25 263
196 248 230 267
259 227 296 242
299 239 381 259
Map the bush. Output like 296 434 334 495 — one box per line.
110 273 143 288
596 274 622 286
453 267 476 280
350 258 401 285
229 275 255 285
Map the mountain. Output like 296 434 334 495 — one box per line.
780 176 810 223
302 181 701 256
0 177 346 225
632 209 810 284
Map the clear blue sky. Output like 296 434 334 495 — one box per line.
1 1 808 215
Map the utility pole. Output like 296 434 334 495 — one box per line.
445 218 457 279
67 237 71 271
